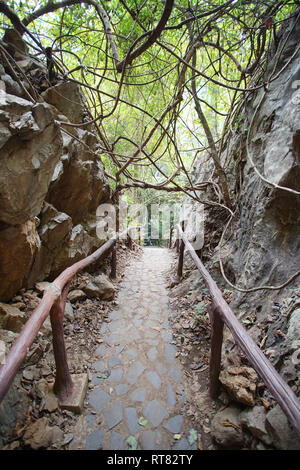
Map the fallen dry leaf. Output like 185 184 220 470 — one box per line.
221 419 240 430
198 435 203 450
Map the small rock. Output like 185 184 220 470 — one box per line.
211 405 244 448
35 282 51 294
63 433 74 446
0 302 27 333
41 391 59 413
266 404 300 450
83 274 115 300
219 366 258 406
68 290 87 302
64 301 74 322
240 406 272 445
22 366 39 381
23 417 53 450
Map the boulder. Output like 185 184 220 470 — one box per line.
23 417 54 450
0 97 62 225
47 152 110 225
42 81 87 124
240 405 272 445
0 220 40 301
64 301 74 322
286 308 300 348
219 366 258 406
211 405 245 448
35 281 51 294
0 302 27 333
265 405 300 450
68 290 87 303
83 274 115 300
2 29 28 58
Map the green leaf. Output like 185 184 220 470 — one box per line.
187 429 198 445
138 416 148 427
126 436 139 450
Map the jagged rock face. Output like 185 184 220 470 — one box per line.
229 20 300 306
0 220 40 301
0 33 112 301
186 18 300 311
0 96 62 225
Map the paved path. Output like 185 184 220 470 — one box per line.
84 247 197 450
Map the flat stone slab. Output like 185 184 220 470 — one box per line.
102 401 123 430
143 400 168 427
130 388 146 402
125 407 139 435
115 384 130 396
110 431 125 450
107 367 123 382
95 344 107 357
107 356 122 368
146 347 158 361
165 344 176 363
92 360 106 371
126 361 145 384
169 366 182 383
146 370 161 389
164 415 184 433
88 388 110 411
141 430 160 450
156 363 167 375
85 428 103 450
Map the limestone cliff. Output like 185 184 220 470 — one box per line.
0 31 112 301
171 10 300 449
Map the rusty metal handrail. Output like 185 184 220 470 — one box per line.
0 228 133 406
176 223 300 436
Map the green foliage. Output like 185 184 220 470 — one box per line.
0 0 298 208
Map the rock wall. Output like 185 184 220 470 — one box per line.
183 13 300 309
0 30 112 301
174 12 300 449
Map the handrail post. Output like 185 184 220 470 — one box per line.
169 225 173 248
50 283 73 401
127 228 133 250
177 220 185 279
110 241 117 279
208 303 224 398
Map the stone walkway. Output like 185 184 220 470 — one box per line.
84 247 198 450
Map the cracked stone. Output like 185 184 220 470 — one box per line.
167 383 176 406
143 400 168 427
88 388 110 411
115 384 130 396
165 344 176 363
125 407 139 435
85 428 104 450
108 367 123 382
110 431 125 450
107 356 122 369
102 402 123 430
130 388 146 402
126 361 145 384
164 415 184 434
169 366 182 383
146 347 158 361
146 371 161 389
